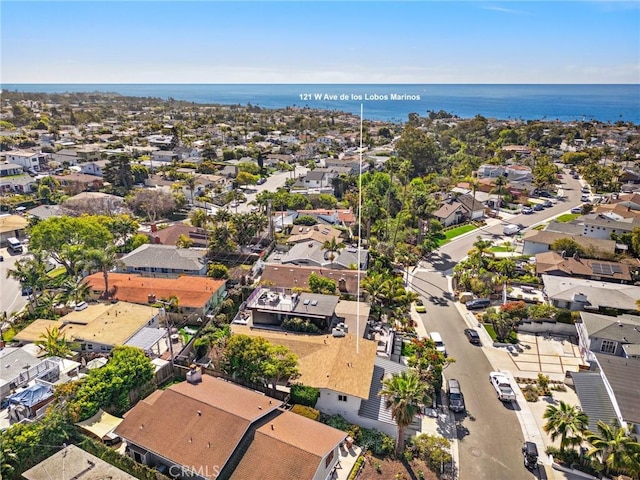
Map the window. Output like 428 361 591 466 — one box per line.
338 395 347 402
601 340 617 354
325 449 335 468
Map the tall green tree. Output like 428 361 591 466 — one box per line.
223 334 299 392
379 370 431 455
29 216 113 275
396 125 441 177
103 154 134 194
542 401 589 452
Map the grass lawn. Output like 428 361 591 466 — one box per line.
484 323 518 344
489 245 514 253
555 213 580 223
436 224 477 247
46 266 66 278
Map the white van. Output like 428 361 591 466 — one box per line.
503 224 521 236
430 332 447 357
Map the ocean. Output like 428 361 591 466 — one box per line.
2 84 639 124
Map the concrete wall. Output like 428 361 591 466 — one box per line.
517 320 577 336
315 388 361 420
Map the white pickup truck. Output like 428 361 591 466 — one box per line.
489 371 516 402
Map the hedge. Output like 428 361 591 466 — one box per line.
290 384 320 407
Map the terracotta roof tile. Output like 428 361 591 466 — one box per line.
84 273 225 308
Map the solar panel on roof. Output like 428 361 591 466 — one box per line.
591 262 623 276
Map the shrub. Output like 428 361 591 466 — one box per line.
281 317 320 333
348 456 365 480
290 384 320 407
537 373 551 396
408 434 452 473
555 309 573 324
523 385 539 402
500 301 528 320
322 413 351 431
293 215 318 226
290 404 320 421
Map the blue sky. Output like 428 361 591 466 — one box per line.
1 1 639 83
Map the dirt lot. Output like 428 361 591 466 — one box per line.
358 454 439 480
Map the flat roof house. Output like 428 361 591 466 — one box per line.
23 445 137 480
542 274 640 313
244 286 339 331
14 301 163 355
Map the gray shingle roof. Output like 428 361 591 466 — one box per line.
580 312 640 344
120 244 207 271
595 354 640 425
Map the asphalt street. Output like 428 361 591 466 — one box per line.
0 246 29 321
411 170 585 478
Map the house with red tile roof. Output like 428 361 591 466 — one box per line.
83 273 226 322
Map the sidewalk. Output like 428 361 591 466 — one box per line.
410 307 460 479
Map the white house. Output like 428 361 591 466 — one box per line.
79 160 109 177
4 150 50 171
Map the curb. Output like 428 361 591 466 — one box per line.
551 460 606 480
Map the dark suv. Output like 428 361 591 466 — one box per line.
448 379 465 413
465 298 491 310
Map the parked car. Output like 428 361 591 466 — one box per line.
447 379 465 413
571 206 583 214
503 224 521 236
581 194 590 202
466 298 491 310
74 301 88 311
533 203 544 211
489 371 516 402
256 177 267 185
572 174 580 179
542 200 553 208
429 332 447 357
522 441 539 470
21 286 33 296
415 299 426 313
464 328 481 345
521 206 533 214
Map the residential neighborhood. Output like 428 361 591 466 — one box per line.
1 91 640 480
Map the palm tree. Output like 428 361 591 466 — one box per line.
467 236 494 273
190 208 210 228
379 370 431 455
87 246 121 298
322 237 346 264
37 325 74 358
585 421 640 476
183 174 198 204
6 251 49 310
493 175 507 214
61 277 90 306
542 401 589 452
